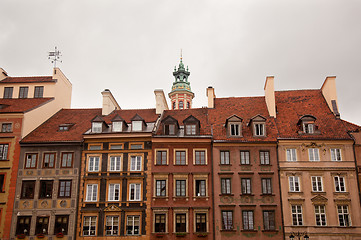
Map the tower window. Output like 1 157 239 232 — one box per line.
186 102 190 109
179 101 184 109
173 102 176 110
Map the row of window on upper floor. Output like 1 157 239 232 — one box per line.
23 152 73 169
288 175 347 193
3 86 44 99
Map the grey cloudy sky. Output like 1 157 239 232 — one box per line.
1 0 360 125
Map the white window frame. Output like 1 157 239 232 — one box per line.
220 151 230 165
286 148 297 161
88 156 100 172
126 215 140 235
240 151 250 165
242 210 254 230
308 148 320 161
185 124 196 135
112 121 122 132
155 180 167 197
221 178 231 195
109 156 121 171
315 205 327 226
83 216 97 236
334 176 346 192
303 123 314 133
241 178 252 194
175 180 187 197
331 148 342 161
260 151 270 165
105 216 119 236
254 123 265 136
289 176 300 192
132 121 142 131
261 178 272 194
129 183 141 201
229 123 240 136
311 176 323 192
130 156 142 171
291 205 303 226
338 205 351 227
92 122 102 133
108 184 120 201
86 184 98 202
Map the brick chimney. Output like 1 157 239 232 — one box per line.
264 76 276 118
154 89 169 114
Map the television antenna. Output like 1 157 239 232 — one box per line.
48 47 62 68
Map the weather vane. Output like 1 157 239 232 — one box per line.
48 47 62 68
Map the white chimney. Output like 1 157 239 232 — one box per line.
264 76 276 118
102 89 121 115
154 89 169 114
321 76 340 118
206 86 215 108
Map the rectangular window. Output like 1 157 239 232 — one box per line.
126 215 140 235
39 180 53 198
89 144 101 150
54 215 69 235
0 174 4 192
25 153 37 169
0 144 9 160
260 151 270 165
195 180 206 197
156 150 167 165
230 123 240 136
338 205 351 227
304 123 314 134
3 87 13 99
88 156 100 172
19 87 28 98
132 121 142 131
311 176 323 192
240 151 250 165
86 184 98 202
35 216 49 234
221 211 233 230
195 150 206 165
58 180 71 198
331 148 342 161
261 178 272 194
109 156 121 171
43 153 56 168
129 183 141 201
286 149 297 161
130 156 142 171
221 178 231 195
308 148 320 161
156 180 166 197
61 153 73 168
112 121 122 132
155 214 166 233
292 205 303 226
16 216 31 235
254 123 265 136
315 205 327 226
176 180 186 197
185 124 196 135
34 86 44 98
242 210 254 230
21 180 35 199
241 178 252 194
108 184 120 201
195 213 207 233
164 124 175 135
83 216 97 236
105 216 119 235
130 144 143 150
1 123 12 132
175 214 186 232
289 176 300 192
220 151 230 165
110 144 123 150
175 151 186 165
334 176 346 192
263 211 275 230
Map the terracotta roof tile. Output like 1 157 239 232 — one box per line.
341 120 361 132
103 109 159 123
0 76 54 83
0 98 54 113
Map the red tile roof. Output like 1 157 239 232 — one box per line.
0 76 54 83
0 98 54 113
341 120 361 132
103 109 159 123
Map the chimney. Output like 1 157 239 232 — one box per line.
264 76 276 118
321 76 340 118
0 68 8 81
154 89 169 114
206 86 215 108
102 89 121 115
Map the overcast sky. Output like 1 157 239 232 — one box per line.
0 0 360 125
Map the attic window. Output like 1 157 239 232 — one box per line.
132 121 142 131
165 124 176 135
92 122 102 133
58 124 74 132
226 115 243 137
230 123 240 136
298 115 318 135
254 123 265 136
112 121 122 132
303 123 314 134
185 124 196 135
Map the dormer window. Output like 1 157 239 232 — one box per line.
92 122 102 133
249 115 267 137
254 123 265 136
112 121 122 132
230 123 240 136
58 123 74 132
226 115 242 137
303 123 314 134
298 115 318 135
132 121 142 131
183 115 200 136
185 124 196 135
162 115 179 136
165 124 176 135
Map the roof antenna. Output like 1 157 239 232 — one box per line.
180 49 183 62
48 47 62 68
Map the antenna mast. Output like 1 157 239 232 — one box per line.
48 47 62 68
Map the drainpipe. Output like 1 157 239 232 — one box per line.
276 142 286 240
210 125 215 240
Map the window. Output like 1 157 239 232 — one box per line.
126 215 140 235
195 150 206 165
172 102 176 110
221 211 233 230
89 144 101 150
334 176 346 192
0 174 4 192
156 180 166 197
195 180 206 197
19 87 28 98
315 205 327 226
195 213 207 232
86 184 98 202
164 124 176 135
291 205 303 226
108 184 120 201
176 180 186 197
83 216 97 236
34 86 44 98
109 156 121 171
88 156 100 172
0 144 9 160
263 211 275 230
25 153 37 168
35 216 49 234
308 148 320 161
260 151 270 165
303 123 314 134
286 149 297 161
112 121 122 132
3 87 13 99
221 178 231 195
21 181 35 199
39 180 53 198
59 125 70 131
242 211 254 230
61 153 73 168
156 150 167 165
1 123 12 132
175 213 186 232
91 122 102 133
58 180 71 198
229 123 240 136
155 214 166 233
54 215 69 235
130 144 143 150
331 148 342 161
187 102 190 109
185 124 196 135
105 216 119 235
132 121 142 131
261 178 272 194
311 176 323 192
254 123 265 136
129 183 141 201
179 101 184 109
338 205 350 227
220 151 230 165
175 150 186 165
16 216 31 235
43 153 56 168
110 144 123 150
241 178 252 194
130 156 142 171
289 176 300 192
240 151 250 165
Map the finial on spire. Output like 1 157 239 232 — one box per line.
180 49 183 61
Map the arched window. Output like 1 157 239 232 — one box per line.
179 101 184 109
186 102 190 109
173 102 176 110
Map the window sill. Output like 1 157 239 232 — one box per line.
261 193 275 196
333 191 349 195
241 229 257 232
240 194 254 196
219 164 232 166
220 229 236 232
155 164 169 166
288 191 303 194
262 229 278 232
219 194 234 196
311 191 326 195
